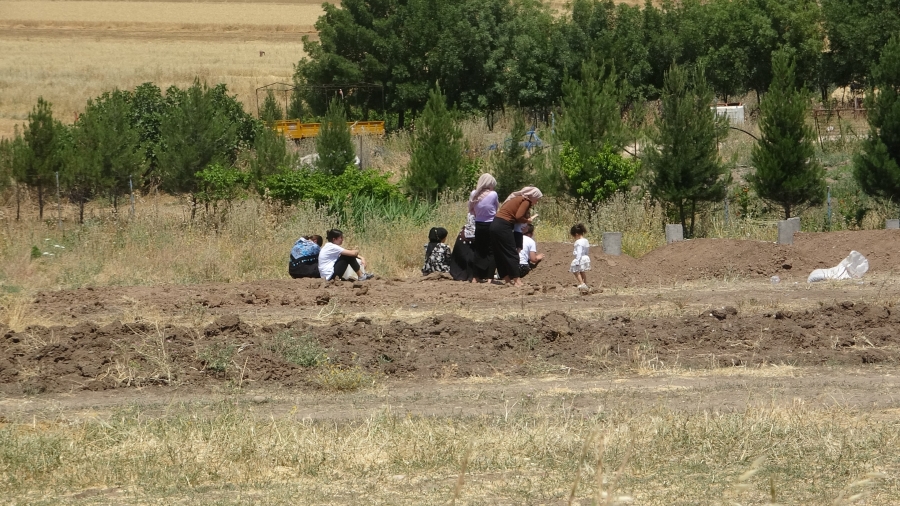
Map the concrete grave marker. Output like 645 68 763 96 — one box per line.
602 232 622 256
665 224 683 244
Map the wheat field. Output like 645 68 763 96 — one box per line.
0 0 323 25
0 0 325 138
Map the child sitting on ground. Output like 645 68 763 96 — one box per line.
289 234 323 279
569 223 591 290
518 223 543 278
318 229 374 281
422 227 451 275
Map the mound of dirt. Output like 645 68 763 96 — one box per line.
3 301 899 394
532 229 900 286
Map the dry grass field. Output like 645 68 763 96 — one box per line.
0 0 325 138
2 1 898 504
0 0 323 25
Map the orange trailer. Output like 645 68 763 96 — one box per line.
273 120 385 140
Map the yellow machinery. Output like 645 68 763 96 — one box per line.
274 120 385 140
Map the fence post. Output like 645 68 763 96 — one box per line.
55 171 61 232
130 175 135 218
724 197 730 228
826 185 831 230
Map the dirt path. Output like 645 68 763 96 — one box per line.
4 366 900 423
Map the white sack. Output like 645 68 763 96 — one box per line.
807 250 869 283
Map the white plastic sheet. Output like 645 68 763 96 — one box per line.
807 250 869 283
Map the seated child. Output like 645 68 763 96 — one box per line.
319 229 374 281
422 227 451 275
518 223 544 278
289 235 323 279
569 223 591 290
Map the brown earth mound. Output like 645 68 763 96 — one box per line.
529 229 900 286
3 301 898 394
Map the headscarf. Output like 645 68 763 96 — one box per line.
469 173 497 203
504 186 543 203
425 227 449 259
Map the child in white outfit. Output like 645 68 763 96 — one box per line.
569 223 591 290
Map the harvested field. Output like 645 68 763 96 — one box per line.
0 1 323 25
0 0 319 137
3 229 900 503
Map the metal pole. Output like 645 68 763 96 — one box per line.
358 135 363 170
55 171 61 232
826 185 832 230
130 175 135 217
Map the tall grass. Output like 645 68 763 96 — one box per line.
0 179 893 299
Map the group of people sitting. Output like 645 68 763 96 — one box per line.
421 173 593 290
288 173 593 290
288 229 374 281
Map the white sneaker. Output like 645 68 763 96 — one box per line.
577 283 589 291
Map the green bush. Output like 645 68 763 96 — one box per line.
195 163 250 214
560 142 638 202
268 331 328 368
263 166 401 207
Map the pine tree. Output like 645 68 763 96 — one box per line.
854 36 900 210
557 59 624 161
157 81 239 218
0 137 12 195
261 89 283 124
749 50 825 219
18 98 65 220
68 90 145 221
251 124 292 183
406 84 464 200
645 64 730 238
316 98 354 176
493 114 529 199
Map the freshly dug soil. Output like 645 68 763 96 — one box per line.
3 301 898 394
25 229 900 325
527 229 900 287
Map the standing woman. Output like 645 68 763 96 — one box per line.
468 173 499 283
490 186 542 286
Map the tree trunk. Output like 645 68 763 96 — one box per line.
678 201 687 238
38 184 44 220
784 203 792 220
398 109 405 130
79 197 85 224
15 183 20 221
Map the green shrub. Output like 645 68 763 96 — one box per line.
195 163 250 218
263 166 401 207
200 342 235 373
560 142 638 202
268 331 328 368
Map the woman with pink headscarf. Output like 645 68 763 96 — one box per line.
464 173 499 282
490 186 543 286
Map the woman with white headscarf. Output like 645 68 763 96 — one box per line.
466 173 499 282
490 186 543 286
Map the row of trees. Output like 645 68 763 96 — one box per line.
402 35 900 236
293 0 899 125
0 81 295 221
